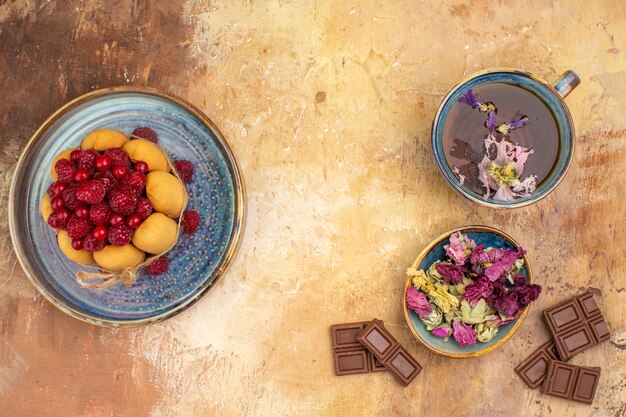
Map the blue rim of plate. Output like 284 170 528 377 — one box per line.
8 86 244 327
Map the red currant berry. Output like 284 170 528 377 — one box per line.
74 206 89 219
74 168 91 183
134 161 149 174
112 165 128 179
126 213 142 229
95 155 113 172
50 196 65 211
52 182 67 197
92 225 108 241
70 150 82 162
71 238 84 250
109 213 125 227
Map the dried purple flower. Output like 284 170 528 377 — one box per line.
511 274 527 287
435 263 465 285
486 281 507 306
470 244 500 265
458 89 482 108
493 293 520 317
486 110 497 131
511 284 542 306
432 325 452 339
452 320 477 349
496 115 529 135
406 287 433 318
445 231 476 265
477 135 537 201
462 277 493 307
484 247 525 282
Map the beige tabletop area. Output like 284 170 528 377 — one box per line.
0 1 625 416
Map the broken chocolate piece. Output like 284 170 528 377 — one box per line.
543 291 611 361
543 360 601 405
357 319 422 387
330 321 386 376
515 340 561 389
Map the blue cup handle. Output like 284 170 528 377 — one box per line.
553 70 580 99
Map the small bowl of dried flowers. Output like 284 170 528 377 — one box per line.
403 226 541 358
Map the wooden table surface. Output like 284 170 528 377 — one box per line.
0 1 624 416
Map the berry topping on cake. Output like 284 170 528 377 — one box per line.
108 225 134 246
77 149 98 171
104 148 131 168
83 234 105 252
54 159 76 182
132 127 159 144
135 198 153 219
108 186 138 215
181 210 201 235
89 202 111 225
66 216 94 239
76 180 106 204
174 160 195 184
145 256 169 276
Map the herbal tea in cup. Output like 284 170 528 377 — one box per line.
431 69 580 208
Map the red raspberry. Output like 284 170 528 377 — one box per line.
66 215 93 239
107 225 134 246
77 149 99 172
181 210 201 235
83 234 105 253
76 180 106 204
132 127 158 144
89 202 112 225
145 256 169 275
135 198 153 219
108 186 138 215
62 184 82 211
125 171 146 192
54 159 76 182
104 148 131 168
174 160 195 184
47 208 71 230
93 171 118 193
47 182 57 198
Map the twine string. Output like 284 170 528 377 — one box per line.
75 137 188 289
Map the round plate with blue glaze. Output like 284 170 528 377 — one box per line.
403 226 532 358
9 86 244 327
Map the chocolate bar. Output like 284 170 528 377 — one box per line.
515 340 562 389
543 360 601 404
331 321 386 376
543 291 611 361
356 319 422 387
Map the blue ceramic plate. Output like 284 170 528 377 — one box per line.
9 87 244 327
403 226 532 358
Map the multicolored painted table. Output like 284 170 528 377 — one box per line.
0 1 624 416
